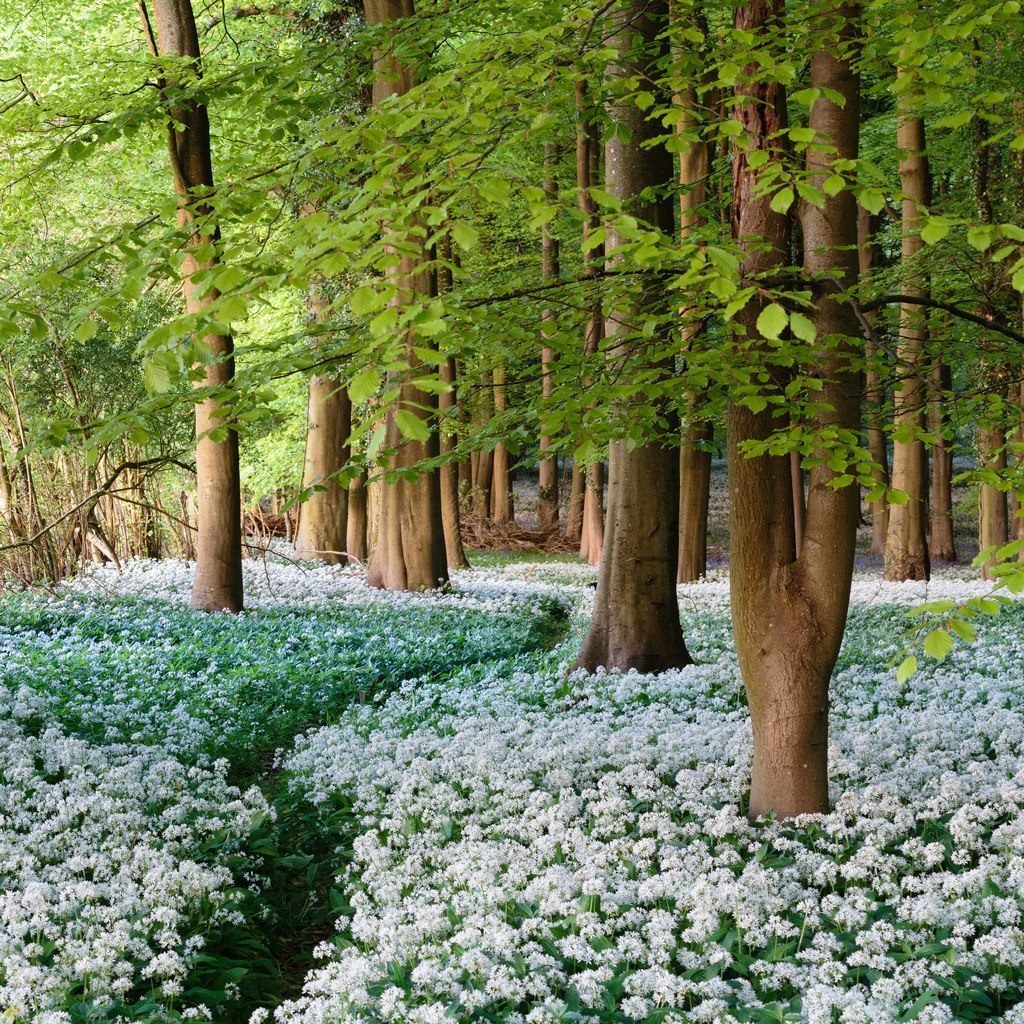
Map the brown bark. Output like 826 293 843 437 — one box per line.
347 472 369 563
674 31 715 584
678 421 712 581
145 0 242 612
579 461 604 565
573 0 690 674
928 360 957 562
364 0 448 591
730 0 861 819
575 77 606 566
979 415 1008 578
538 142 561 531
565 460 584 544
439 356 469 567
857 206 889 555
436 239 469 568
490 364 513 524
295 290 351 565
884 64 930 581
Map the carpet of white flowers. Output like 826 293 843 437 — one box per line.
5 556 1024 1024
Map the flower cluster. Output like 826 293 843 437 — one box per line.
272 567 1024 1024
0 684 269 1021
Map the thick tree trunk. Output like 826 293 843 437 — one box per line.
884 67 930 581
574 0 690 675
538 142 560 531
730 0 861 819
295 291 351 565
929 360 957 562
364 0 448 591
145 0 242 612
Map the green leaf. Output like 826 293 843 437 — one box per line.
896 655 918 685
920 218 951 245
756 303 788 340
74 319 99 343
923 628 954 661
769 187 795 214
451 222 479 249
348 370 381 404
789 312 816 343
350 286 384 316
395 409 431 442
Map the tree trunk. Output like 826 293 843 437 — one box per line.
295 290 351 565
436 238 469 568
574 0 690 675
884 65 930 581
857 206 890 556
145 0 243 612
364 0 448 592
490 364 513 524
678 421 712 581
439 356 469 567
580 463 604 566
674 35 715 584
347 472 369 563
929 360 957 562
730 0 861 819
979 412 1008 578
538 141 560 532
565 460 584 544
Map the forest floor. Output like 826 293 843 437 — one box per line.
4 552 1024 1023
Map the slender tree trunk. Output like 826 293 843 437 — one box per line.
439 357 469 567
674 32 716 584
678 421 712 581
857 206 890 555
576 77 605 566
347 471 369 563
574 0 690 674
730 0 861 819
490 364 513 524
471 369 493 519
364 0 448 591
565 460 584 544
144 0 242 612
436 237 469 568
929 359 957 561
538 142 561 531
884 64 930 581
295 289 351 565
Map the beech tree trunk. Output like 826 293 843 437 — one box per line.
347 472 369 563
145 0 242 612
674 45 715 584
439 356 469 567
436 239 469 568
929 360 957 562
295 290 351 565
979 403 1008 578
538 141 560 531
565 460 584 543
490 364 513 524
884 66 930 581
364 0 448 591
857 206 889 555
576 77 605 567
574 0 690 675
678 421 712 581
730 0 861 819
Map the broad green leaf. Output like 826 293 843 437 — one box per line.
756 303 788 340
